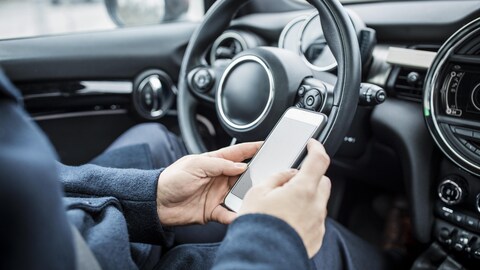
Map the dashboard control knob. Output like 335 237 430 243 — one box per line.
454 243 464 252
358 83 386 106
473 249 480 260
453 243 463 252
453 236 469 252
438 177 467 205
407 71 420 85
297 86 307 97
376 91 386 103
192 68 214 92
439 227 451 241
303 89 323 111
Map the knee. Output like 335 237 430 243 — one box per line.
126 123 181 147
131 123 174 138
129 123 187 162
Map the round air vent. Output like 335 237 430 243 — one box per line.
209 30 264 64
133 70 176 120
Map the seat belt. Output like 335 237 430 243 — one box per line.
70 225 102 270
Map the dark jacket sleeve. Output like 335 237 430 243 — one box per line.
0 71 76 270
57 163 171 245
212 214 312 270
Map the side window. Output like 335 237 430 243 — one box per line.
0 0 204 40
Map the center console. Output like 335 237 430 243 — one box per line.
411 159 480 270
433 160 480 265
416 17 480 270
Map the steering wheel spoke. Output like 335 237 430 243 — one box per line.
295 77 334 115
187 66 216 103
186 61 229 104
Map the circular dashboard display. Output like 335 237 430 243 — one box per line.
278 15 307 52
299 13 337 71
471 83 480 111
424 17 480 176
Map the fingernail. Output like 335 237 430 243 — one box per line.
235 163 247 169
289 169 298 174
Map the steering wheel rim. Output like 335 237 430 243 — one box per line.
178 0 361 155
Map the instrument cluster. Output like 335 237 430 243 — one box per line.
278 10 367 72
424 17 480 176
441 64 480 121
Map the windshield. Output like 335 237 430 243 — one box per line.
0 0 204 40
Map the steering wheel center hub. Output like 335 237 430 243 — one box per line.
215 47 312 141
217 55 274 130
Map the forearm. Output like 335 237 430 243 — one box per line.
212 214 311 270
58 163 173 245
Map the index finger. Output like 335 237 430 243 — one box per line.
205 141 262 162
292 139 330 188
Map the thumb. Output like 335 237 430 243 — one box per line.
196 156 248 177
262 169 298 189
211 205 237 224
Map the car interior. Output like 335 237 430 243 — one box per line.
2 0 480 269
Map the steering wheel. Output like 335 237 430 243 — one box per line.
178 0 361 155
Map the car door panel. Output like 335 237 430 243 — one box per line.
0 22 197 164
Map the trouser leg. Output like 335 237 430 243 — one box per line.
312 218 391 270
154 217 391 270
154 243 219 270
103 122 188 168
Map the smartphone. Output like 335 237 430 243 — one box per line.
224 107 328 212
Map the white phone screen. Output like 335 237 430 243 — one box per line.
231 112 323 199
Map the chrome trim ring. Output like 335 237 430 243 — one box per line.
138 75 164 118
216 55 275 130
424 18 480 175
210 31 248 64
33 109 127 121
133 70 176 120
278 15 307 51
299 12 338 72
470 83 480 111
438 179 463 205
476 193 480 213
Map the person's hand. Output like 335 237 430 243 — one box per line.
239 139 331 258
156 142 262 226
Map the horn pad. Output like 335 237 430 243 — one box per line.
216 47 311 141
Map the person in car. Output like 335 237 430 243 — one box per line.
0 69 389 269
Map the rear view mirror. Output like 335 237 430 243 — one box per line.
105 0 189 26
